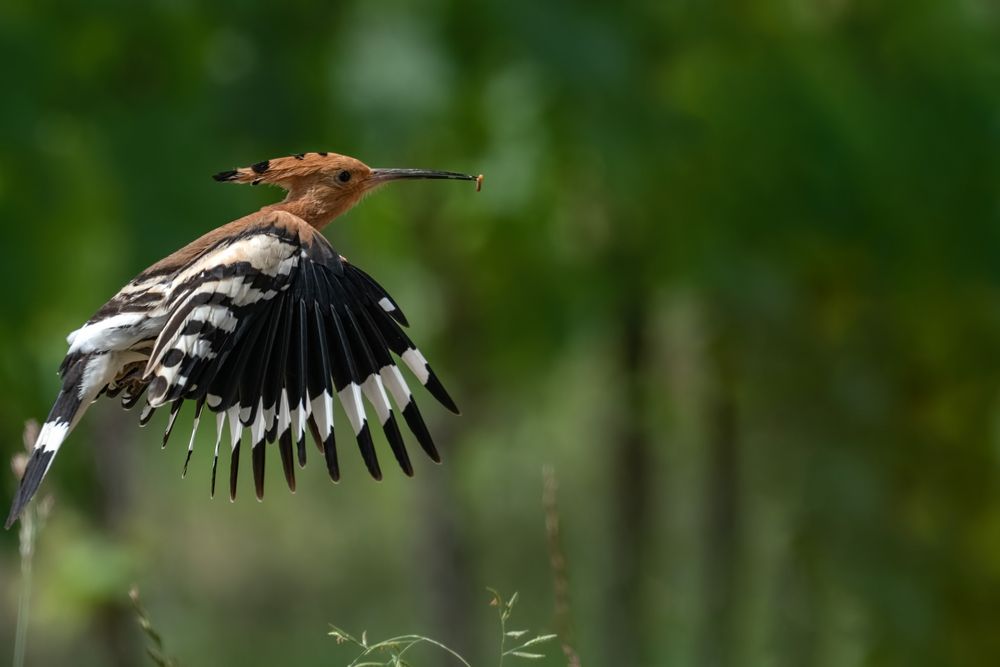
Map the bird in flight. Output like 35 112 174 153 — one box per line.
6 152 482 528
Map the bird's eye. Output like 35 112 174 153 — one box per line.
338 170 351 183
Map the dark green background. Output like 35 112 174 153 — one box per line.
2 1 1000 665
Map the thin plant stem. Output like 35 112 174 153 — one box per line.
331 589 553 666
129 586 177 667
12 509 36 667
12 420 45 667
487 588 519 667
346 635 472 667
498 598 506 667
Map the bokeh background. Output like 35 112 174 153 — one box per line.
2 1 1000 665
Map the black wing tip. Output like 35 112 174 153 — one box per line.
425 373 460 415
356 423 382 480
229 441 241 502
213 169 239 182
278 430 297 492
307 417 325 455
323 434 340 483
401 401 441 462
383 417 414 477
210 455 219 498
182 448 194 478
252 442 266 500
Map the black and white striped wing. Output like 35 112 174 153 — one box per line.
142 221 458 499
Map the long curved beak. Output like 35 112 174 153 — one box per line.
369 168 480 186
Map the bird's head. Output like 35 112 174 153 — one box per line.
213 152 481 228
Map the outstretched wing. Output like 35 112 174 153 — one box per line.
141 211 458 499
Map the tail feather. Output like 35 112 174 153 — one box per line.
5 446 56 528
6 353 121 528
6 385 89 529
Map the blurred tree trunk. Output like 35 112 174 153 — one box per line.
415 465 479 661
90 407 139 666
774 536 820 667
411 227 481 664
606 285 652 666
698 320 741 667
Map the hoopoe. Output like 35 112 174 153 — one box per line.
6 152 482 528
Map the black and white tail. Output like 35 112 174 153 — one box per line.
5 354 110 528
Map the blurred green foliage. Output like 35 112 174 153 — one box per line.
1 0 1000 665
